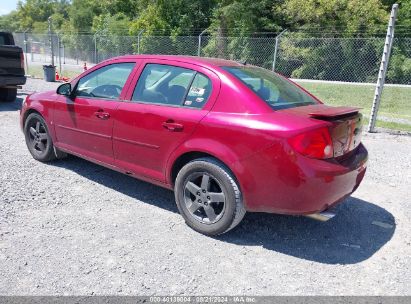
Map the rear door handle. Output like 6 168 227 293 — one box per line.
95 109 110 120
162 120 184 132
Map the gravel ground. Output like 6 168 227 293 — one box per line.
0 79 410 295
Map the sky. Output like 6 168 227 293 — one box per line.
0 0 19 16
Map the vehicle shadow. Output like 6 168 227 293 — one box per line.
52 156 178 214
221 198 395 265
53 156 395 265
0 95 26 111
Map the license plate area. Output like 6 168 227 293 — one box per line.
331 113 363 157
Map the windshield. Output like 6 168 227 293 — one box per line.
222 66 319 110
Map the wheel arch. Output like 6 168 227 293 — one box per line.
168 149 241 190
22 107 57 143
171 149 247 235
23 108 42 126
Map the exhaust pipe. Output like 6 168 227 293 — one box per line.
305 209 336 222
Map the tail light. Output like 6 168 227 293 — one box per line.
20 52 25 69
288 127 334 159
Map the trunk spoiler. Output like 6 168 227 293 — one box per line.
309 106 361 119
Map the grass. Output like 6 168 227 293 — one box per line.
27 65 83 80
296 81 411 132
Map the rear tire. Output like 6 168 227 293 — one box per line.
24 113 56 162
174 157 246 236
0 88 17 102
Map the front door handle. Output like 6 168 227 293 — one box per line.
95 109 110 120
162 120 184 132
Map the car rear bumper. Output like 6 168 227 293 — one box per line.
0 75 26 87
234 142 368 214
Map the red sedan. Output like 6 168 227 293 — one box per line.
20 55 367 235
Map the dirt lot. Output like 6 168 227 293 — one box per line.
0 79 410 295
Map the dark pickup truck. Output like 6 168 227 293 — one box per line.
0 32 26 102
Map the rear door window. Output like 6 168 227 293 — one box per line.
131 63 212 108
132 64 195 106
183 73 212 108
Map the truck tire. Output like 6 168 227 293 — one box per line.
0 88 17 102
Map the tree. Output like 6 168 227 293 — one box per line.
129 0 217 36
210 0 284 37
281 0 388 37
0 11 20 32
16 0 55 31
68 0 103 33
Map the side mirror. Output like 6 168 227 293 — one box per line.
56 83 72 97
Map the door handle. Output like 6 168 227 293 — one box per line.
94 110 110 120
162 120 184 132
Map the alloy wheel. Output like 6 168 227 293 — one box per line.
183 172 226 224
28 120 49 155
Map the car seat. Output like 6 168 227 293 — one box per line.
168 85 186 105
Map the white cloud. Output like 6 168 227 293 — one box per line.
0 8 12 16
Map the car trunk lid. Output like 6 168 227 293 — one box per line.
281 104 363 158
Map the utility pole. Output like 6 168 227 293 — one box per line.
94 33 98 63
198 29 207 57
48 17 54 66
137 30 144 54
272 29 287 72
57 34 62 75
368 4 399 132
23 29 29 75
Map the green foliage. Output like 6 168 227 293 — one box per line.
0 11 21 32
1 0 410 85
281 0 388 36
387 54 411 84
0 0 403 37
129 0 216 36
277 37 384 82
397 1 411 29
68 0 103 33
209 0 283 36
16 0 54 31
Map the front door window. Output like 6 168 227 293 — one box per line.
75 63 135 100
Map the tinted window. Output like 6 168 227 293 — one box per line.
75 63 135 100
132 64 195 106
183 73 212 108
0 33 13 45
223 66 318 110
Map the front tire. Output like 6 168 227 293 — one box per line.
0 88 17 102
175 157 246 236
24 113 56 162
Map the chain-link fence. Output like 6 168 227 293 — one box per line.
273 34 411 132
12 32 411 132
375 38 411 131
200 36 277 70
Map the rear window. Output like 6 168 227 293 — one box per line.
0 33 13 45
222 66 319 110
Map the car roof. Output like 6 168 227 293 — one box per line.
113 54 244 69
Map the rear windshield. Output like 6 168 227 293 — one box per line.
222 66 319 110
0 33 13 45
